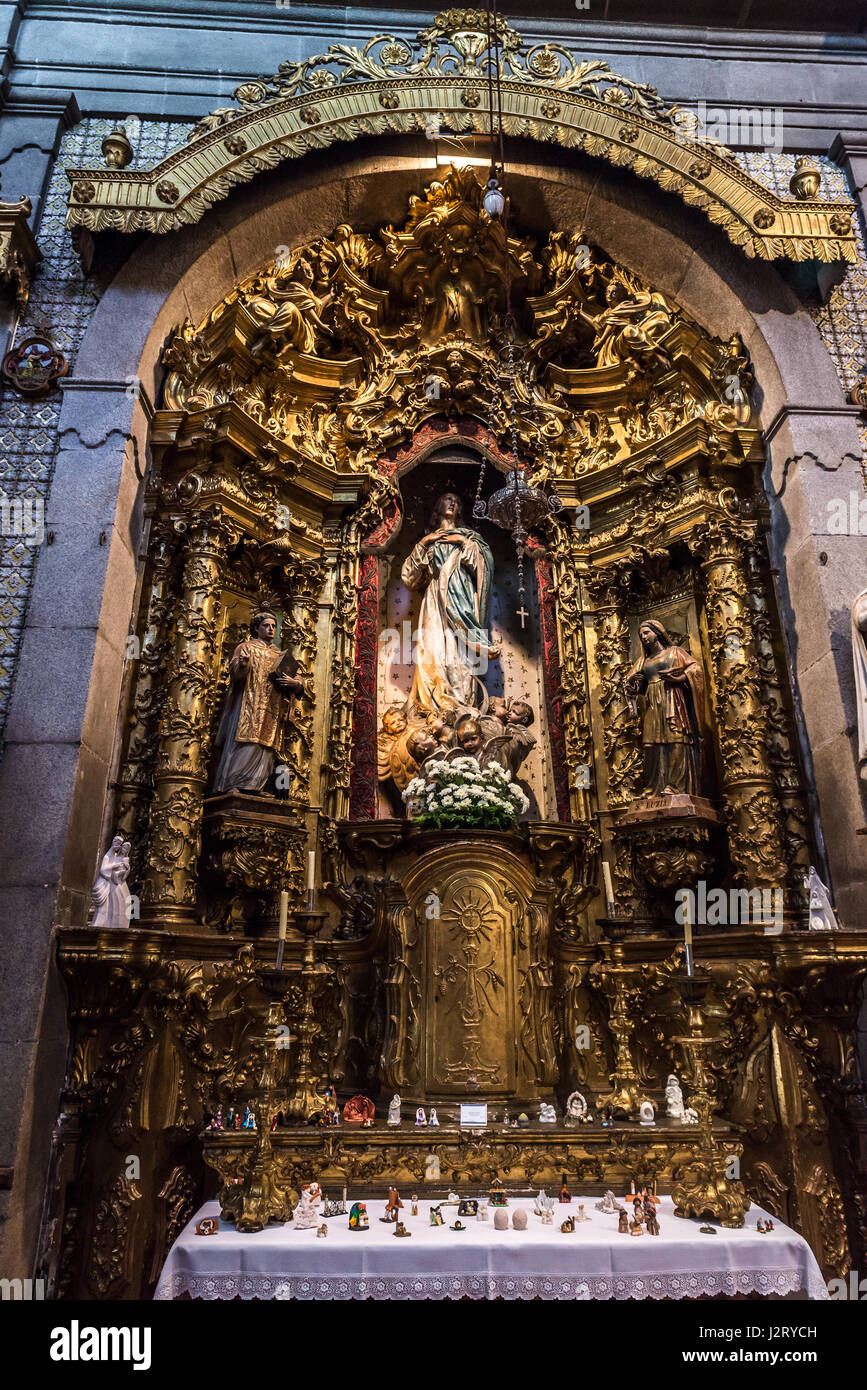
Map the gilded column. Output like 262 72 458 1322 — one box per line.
142 509 235 925
586 566 641 908
114 525 177 879
692 520 788 889
743 538 812 899
550 528 593 822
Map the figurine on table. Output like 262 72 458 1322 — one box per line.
380 1187 403 1223
559 1174 571 1204
394 1222 411 1238
207 1109 223 1131
629 1217 643 1236
349 1202 368 1230
242 1105 256 1130
233 1110 242 1131
429 1107 440 1126
387 1094 401 1127
226 1106 235 1130
560 1216 575 1233
294 1181 322 1230
646 1209 660 1236
411 1194 419 1216
415 1107 428 1126
430 1205 445 1227
489 1179 508 1207
618 1211 629 1234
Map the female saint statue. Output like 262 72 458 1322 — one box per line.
400 492 499 715
625 620 709 797
212 611 304 795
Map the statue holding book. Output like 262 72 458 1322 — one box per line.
212 610 304 795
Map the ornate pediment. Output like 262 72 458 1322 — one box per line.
64 10 855 263
160 165 757 486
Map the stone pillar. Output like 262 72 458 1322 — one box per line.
693 520 788 891
142 510 234 926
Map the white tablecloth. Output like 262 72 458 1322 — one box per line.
154 1197 829 1300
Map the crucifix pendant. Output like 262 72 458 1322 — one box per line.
517 605 528 629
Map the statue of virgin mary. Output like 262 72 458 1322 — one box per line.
400 492 499 715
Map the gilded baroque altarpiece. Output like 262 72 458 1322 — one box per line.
43 12 867 1297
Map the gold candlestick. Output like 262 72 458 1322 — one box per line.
671 970 749 1229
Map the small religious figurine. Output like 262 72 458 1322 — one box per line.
560 1216 575 1234
618 1211 629 1234
317 1223 328 1238
559 1175 571 1204
629 1217 644 1237
539 1102 557 1124
624 621 709 799
639 1100 656 1127
387 1093 402 1127
595 1190 625 1215
343 1095 375 1126
804 866 839 930
394 1222 412 1237
564 1091 589 1126
207 1109 223 1131
665 1073 686 1120
411 1194 419 1217
226 1106 235 1131
294 1181 322 1230
348 1202 368 1231
233 1110 241 1131
212 611 305 796
477 1202 489 1223
415 1106 428 1127
430 1205 445 1227
534 1191 555 1217
242 1105 256 1130
429 1107 440 1127
451 1219 466 1232
458 1199 479 1217
91 834 133 929
646 1209 660 1236
489 1179 508 1207
575 1205 591 1223
380 1187 403 1223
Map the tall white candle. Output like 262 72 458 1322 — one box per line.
601 860 615 914
278 891 288 940
683 894 694 974
306 851 316 893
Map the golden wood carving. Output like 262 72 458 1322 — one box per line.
63 11 856 263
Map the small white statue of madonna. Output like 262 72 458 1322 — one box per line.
91 834 132 929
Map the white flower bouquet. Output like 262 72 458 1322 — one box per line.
402 755 529 830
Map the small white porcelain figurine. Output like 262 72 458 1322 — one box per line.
665 1073 686 1120
91 834 133 929
429 1107 440 1126
539 1102 557 1124
387 1093 401 1127
415 1106 427 1126
639 1100 656 1127
294 1181 322 1230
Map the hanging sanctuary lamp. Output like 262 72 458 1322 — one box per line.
472 0 563 628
